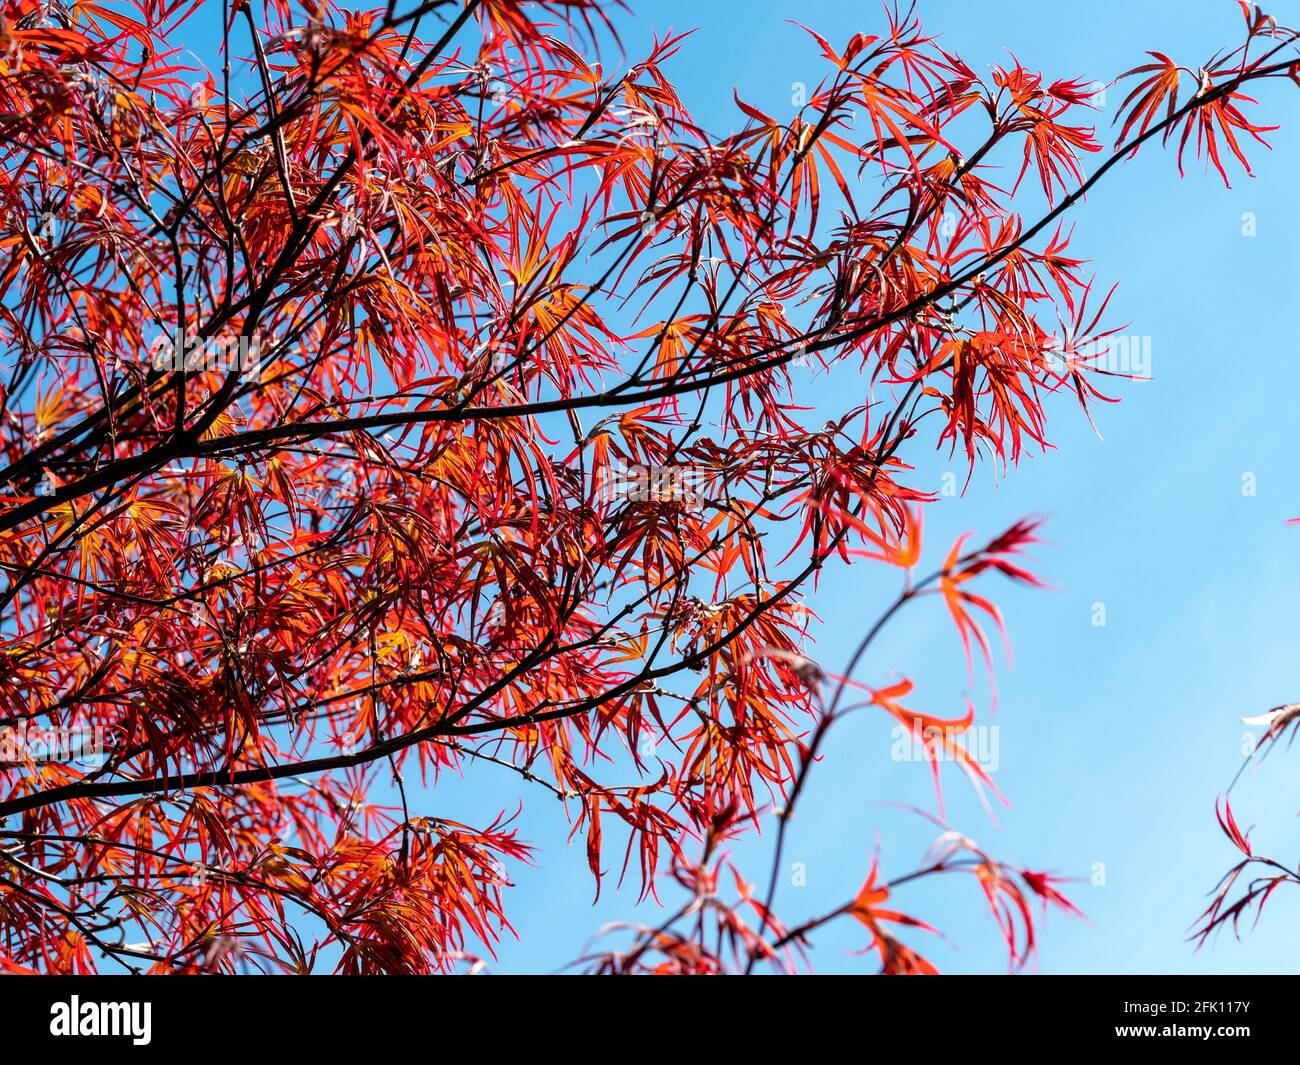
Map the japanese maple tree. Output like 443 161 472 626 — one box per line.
1197 709 1300 944
0 0 1294 974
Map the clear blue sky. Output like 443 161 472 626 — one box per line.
431 0 1300 974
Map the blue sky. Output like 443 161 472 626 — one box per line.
438 0 1300 974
